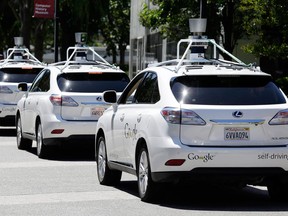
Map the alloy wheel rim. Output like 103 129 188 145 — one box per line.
138 151 148 195
37 124 42 155
16 119 21 146
98 140 106 181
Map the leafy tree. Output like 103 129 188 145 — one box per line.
99 0 130 69
0 0 50 61
58 0 101 60
0 0 19 53
57 0 130 69
239 0 288 74
0 0 130 67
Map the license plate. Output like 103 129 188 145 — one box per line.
224 127 250 140
91 107 105 117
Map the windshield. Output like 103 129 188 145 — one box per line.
57 72 130 93
171 75 286 105
0 68 43 83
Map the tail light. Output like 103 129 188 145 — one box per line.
269 109 288 125
0 86 13 94
49 94 78 107
160 107 206 125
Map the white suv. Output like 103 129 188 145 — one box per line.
0 37 45 126
95 36 288 202
16 40 130 158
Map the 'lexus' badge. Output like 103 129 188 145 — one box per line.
232 111 243 118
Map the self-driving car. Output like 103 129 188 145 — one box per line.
95 35 288 202
16 33 130 158
0 37 45 126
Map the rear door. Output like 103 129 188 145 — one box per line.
22 69 50 134
170 74 288 147
0 67 43 106
58 72 130 121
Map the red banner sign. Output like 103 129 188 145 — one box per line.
34 0 54 19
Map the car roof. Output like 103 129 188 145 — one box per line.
147 64 271 77
49 45 125 74
145 36 270 78
0 45 46 69
60 64 125 73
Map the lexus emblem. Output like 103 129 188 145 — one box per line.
232 111 243 118
96 96 102 101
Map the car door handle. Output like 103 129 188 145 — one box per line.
137 114 142 123
120 114 125 122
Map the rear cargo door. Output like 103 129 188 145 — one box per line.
60 93 110 121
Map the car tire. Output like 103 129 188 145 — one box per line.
36 121 48 159
96 136 122 185
137 147 159 202
267 179 288 202
16 116 32 150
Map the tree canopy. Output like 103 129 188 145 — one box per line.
239 0 288 59
0 0 130 69
1 0 288 74
139 0 288 74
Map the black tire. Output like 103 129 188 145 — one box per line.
16 116 32 150
137 147 159 202
96 136 122 185
36 121 49 159
268 179 288 202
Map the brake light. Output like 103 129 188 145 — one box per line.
165 159 185 166
62 96 78 106
49 95 62 106
49 94 78 107
51 129 64 134
88 72 103 74
0 86 13 94
160 107 181 124
161 107 206 125
181 109 206 125
269 109 288 125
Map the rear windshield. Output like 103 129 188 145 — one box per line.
57 72 130 93
171 75 286 105
0 68 43 83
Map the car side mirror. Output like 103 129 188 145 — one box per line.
103 90 117 103
18 82 28 91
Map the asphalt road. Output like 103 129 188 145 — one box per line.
0 127 288 216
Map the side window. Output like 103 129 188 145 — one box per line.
134 72 160 104
118 72 146 104
30 70 50 92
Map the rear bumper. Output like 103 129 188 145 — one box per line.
43 134 95 146
0 104 16 126
148 137 288 184
151 167 288 185
41 118 97 145
0 116 16 126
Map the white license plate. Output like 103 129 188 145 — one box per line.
224 127 250 140
91 107 105 117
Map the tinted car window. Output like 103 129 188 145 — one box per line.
118 72 146 104
134 72 160 104
57 72 130 93
171 75 286 105
30 70 50 92
0 68 43 83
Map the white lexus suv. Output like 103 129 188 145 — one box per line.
16 33 130 158
95 35 288 202
0 37 45 126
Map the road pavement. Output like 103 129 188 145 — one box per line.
0 127 288 216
